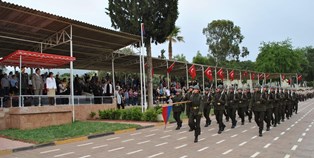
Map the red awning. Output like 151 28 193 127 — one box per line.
0 50 76 68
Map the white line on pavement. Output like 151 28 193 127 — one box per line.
291 124 295 127
145 134 156 137
297 138 303 143
107 137 120 141
108 147 124 152
291 145 298 151
78 155 91 158
286 128 291 131
226 129 231 132
222 149 233 155
250 152 260 158
179 155 188 158
295 121 298 124
231 134 238 138
264 143 271 148
239 141 247 146
155 142 168 147
177 137 187 140
160 135 171 139
40 149 60 154
175 144 187 149
309 125 312 128
92 144 108 149
251 126 256 129
178 131 187 134
150 129 159 132
216 140 225 144
164 130 172 133
137 140 151 145
212 133 218 137
251 136 257 140
199 138 206 142
127 149 143 155
208 128 215 131
305 128 309 131
122 139 135 143
273 137 279 141
284 154 290 158
54 152 74 157
148 152 164 158
130 132 142 136
77 142 93 147
302 133 306 136
198 147 209 152
280 132 285 135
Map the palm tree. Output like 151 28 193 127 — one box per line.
166 26 184 60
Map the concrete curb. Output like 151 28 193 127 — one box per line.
0 121 179 156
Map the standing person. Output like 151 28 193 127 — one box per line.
172 89 184 130
21 66 29 95
237 87 247 125
124 89 129 106
184 86 193 131
263 85 272 131
32 68 44 106
9 75 18 95
116 89 124 109
188 85 203 143
1 73 10 100
251 85 267 137
202 87 212 127
103 80 113 96
133 89 139 105
226 86 237 128
46 72 57 105
213 85 226 134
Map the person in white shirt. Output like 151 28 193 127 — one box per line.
46 72 57 105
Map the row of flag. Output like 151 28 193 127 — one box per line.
166 62 302 82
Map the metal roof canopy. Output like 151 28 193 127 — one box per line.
0 50 76 68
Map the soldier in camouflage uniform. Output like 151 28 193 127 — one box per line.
226 86 238 128
188 85 203 143
279 87 286 123
213 85 226 134
172 89 184 130
202 87 212 127
184 86 194 131
269 86 279 127
245 87 253 123
237 87 247 125
291 88 299 114
284 88 292 119
251 85 267 137
263 85 272 131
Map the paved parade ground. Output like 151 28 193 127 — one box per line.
3 100 314 158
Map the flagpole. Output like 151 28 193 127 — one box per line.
296 73 298 88
239 71 242 88
202 66 205 95
215 67 217 88
249 72 252 92
140 23 147 111
139 24 144 113
264 73 266 85
186 63 189 88
257 73 260 85
226 69 229 86
166 60 170 89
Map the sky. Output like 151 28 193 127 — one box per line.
3 0 314 63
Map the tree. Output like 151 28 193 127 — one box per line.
255 39 308 73
192 51 215 65
119 47 136 55
107 0 178 108
158 49 166 59
166 26 184 60
173 53 187 62
300 47 314 81
203 20 249 62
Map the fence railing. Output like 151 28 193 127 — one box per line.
0 95 114 108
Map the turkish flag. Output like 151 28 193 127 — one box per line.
266 73 270 79
243 71 248 79
217 68 224 81
251 72 255 80
205 67 213 81
297 75 302 81
188 65 197 79
258 73 264 80
287 79 291 85
167 62 175 74
229 70 235 81
282 74 285 80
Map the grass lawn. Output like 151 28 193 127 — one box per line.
0 121 140 144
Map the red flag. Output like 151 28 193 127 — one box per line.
297 75 302 81
287 79 291 85
266 73 270 79
204 67 213 81
281 74 285 80
217 68 224 81
188 65 196 79
229 70 235 81
251 72 255 80
258 73 264 80
167 62 175 74
243 71 248 79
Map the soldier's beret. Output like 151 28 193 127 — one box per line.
238 87 243 90
229 86 234 90
189 86 194 89
193 85 200 90
217 85 223 89
205 87 209 91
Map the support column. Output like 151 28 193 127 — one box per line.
215 67 217 88
139 49 144 112
166 60 170 89
186 63 189 88
70 25 75 122
112 55 116 93
19 55 22 107
202 66 205 95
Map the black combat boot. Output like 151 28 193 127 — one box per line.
175 126 180 130
194 136 198 143
259 129 263 137
266 127 270 131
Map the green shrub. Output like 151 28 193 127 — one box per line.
131 107 143 121
154 105 162 114
113 110 122 120
89 111 96 119
99 110 110 119
143 109 158 122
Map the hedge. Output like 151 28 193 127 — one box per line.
98 107 158 122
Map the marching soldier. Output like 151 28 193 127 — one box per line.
279 87 286 123
188 85 203 143
202 87 212 127
237 87 247 125
226 86 237 128
172 89 184 130
245 87 253 123
270 86 279 127
213 85 226 134
291 88 299 114
251 85 267 137
184 86 194 131
284 88 292 119
263 85 272 131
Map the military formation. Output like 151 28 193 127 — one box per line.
169 84 314 143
